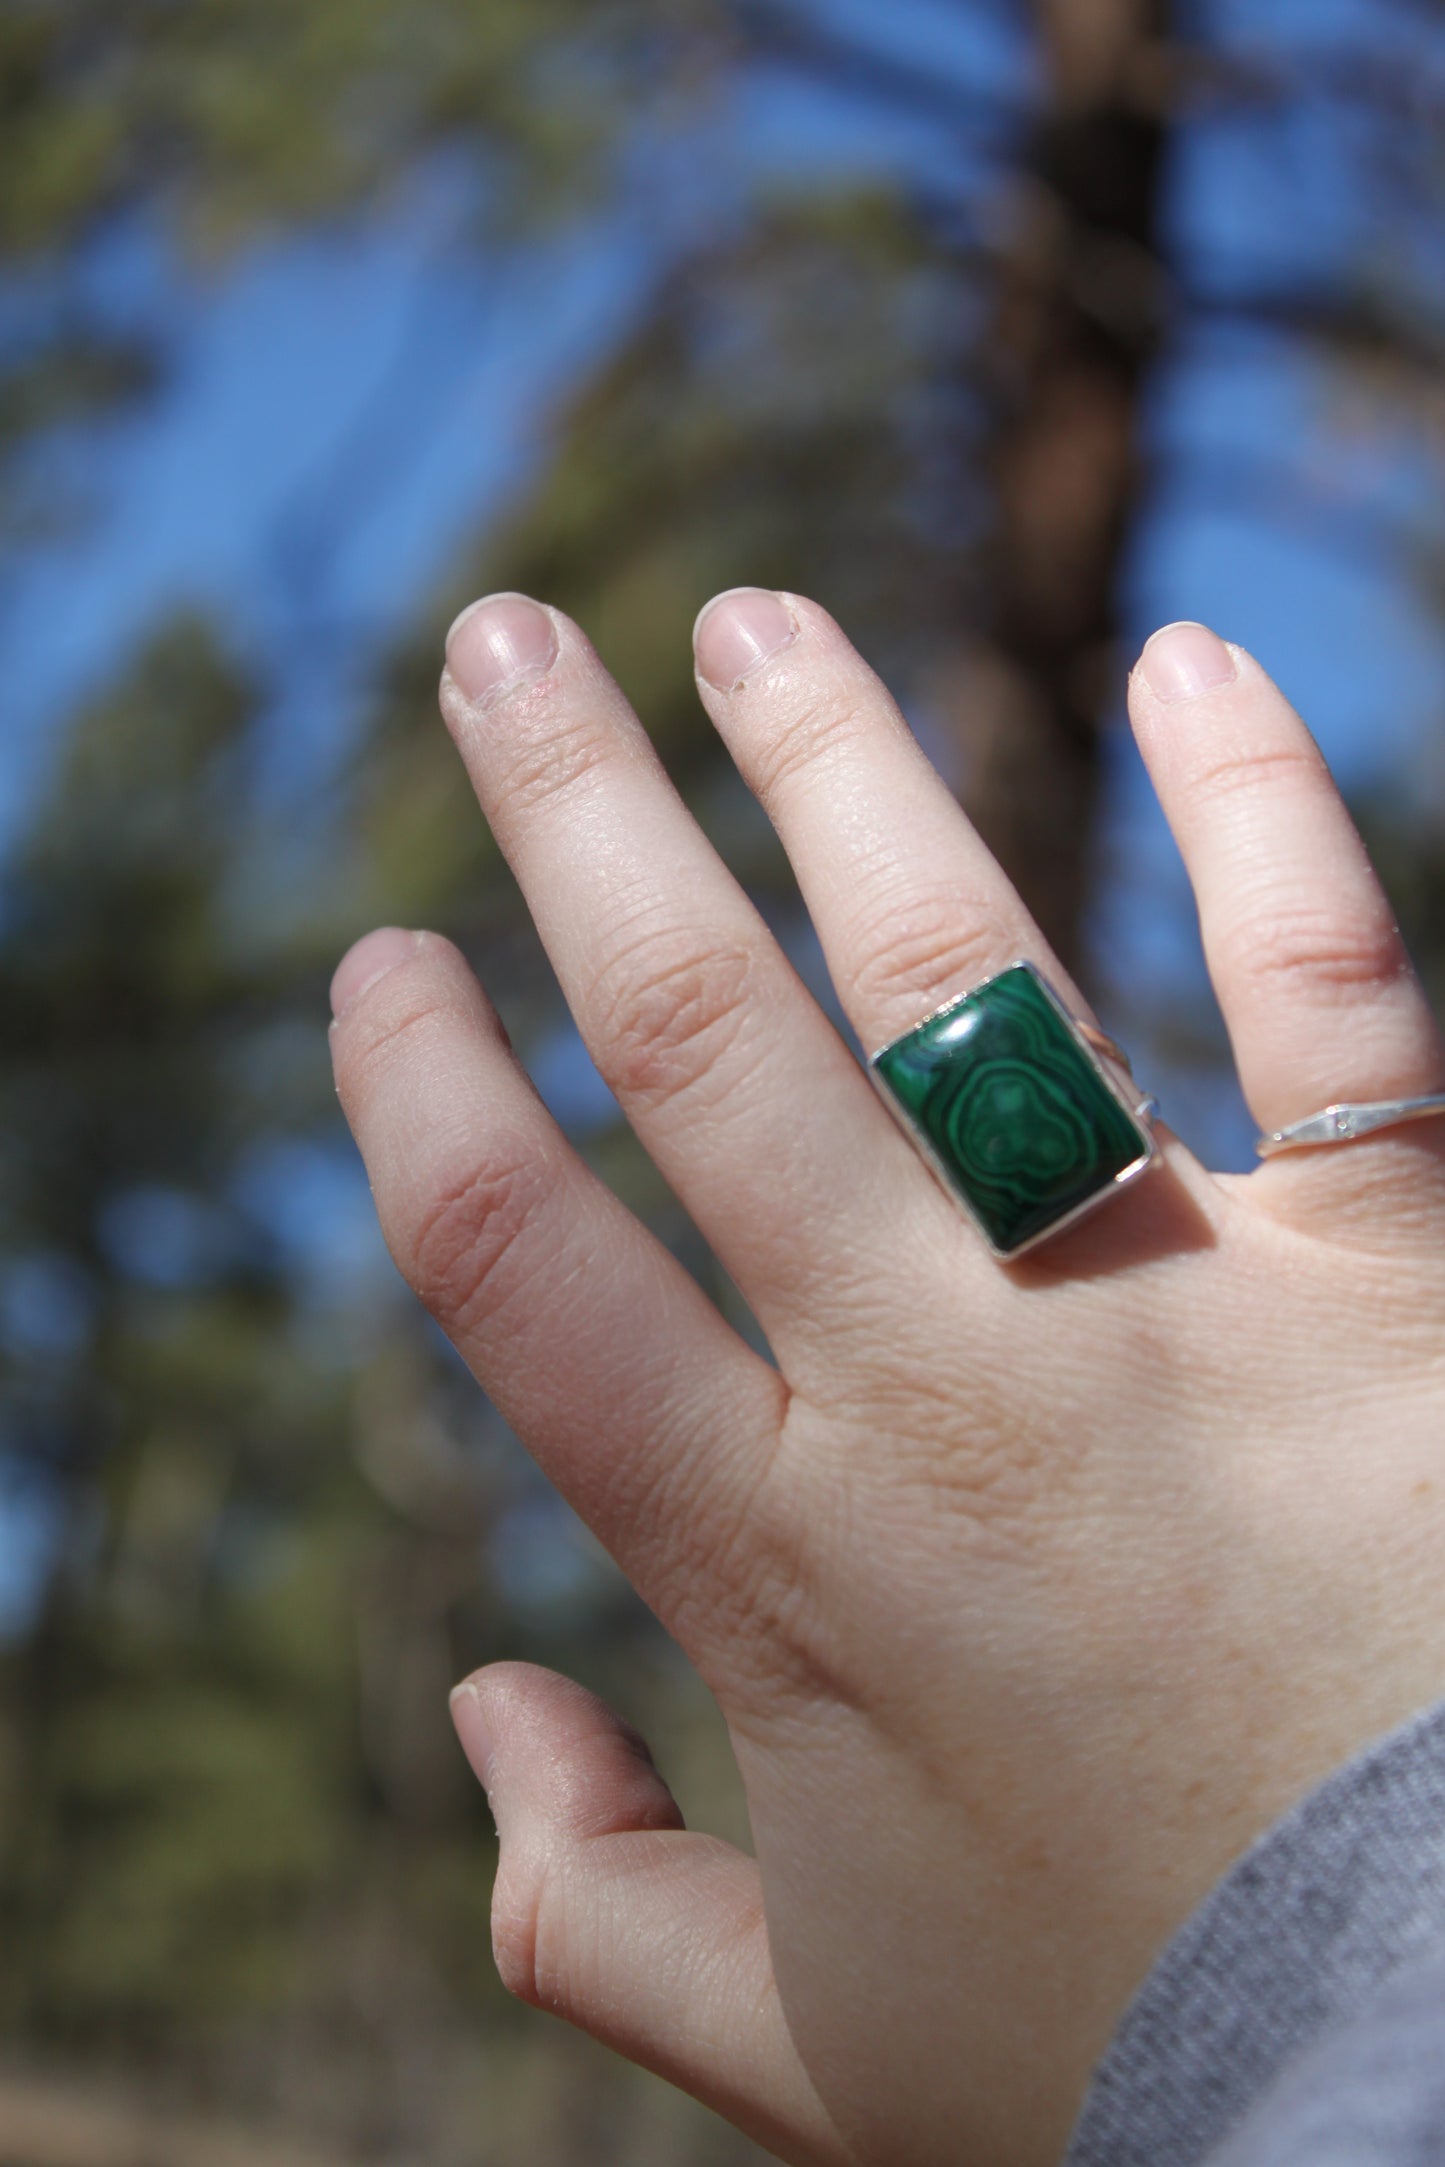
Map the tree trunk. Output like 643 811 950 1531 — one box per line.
938 0 1171 970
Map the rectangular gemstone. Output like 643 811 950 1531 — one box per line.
870 962 1153 1257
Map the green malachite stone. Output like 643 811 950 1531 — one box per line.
872 963 1151 1257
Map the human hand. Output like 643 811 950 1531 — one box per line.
329 592 1445 2167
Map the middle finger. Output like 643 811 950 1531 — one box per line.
693 587 1090 1058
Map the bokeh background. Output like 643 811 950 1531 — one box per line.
3 3 1445 2161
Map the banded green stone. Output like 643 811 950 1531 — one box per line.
871 963 1152 1257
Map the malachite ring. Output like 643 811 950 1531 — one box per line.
868 960 1160 1261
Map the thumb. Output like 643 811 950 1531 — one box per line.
451 1662 843 2167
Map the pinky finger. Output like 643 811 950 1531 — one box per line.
1128 625 1445 1226
451 1664 843 2167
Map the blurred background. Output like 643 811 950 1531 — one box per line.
2 1 1445 2161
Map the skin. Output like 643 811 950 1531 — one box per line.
329 592 1445 2167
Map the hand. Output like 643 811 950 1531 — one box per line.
329 592 1445 2167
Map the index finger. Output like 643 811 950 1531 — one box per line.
329 927 793 1663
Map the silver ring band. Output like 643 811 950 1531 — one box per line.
1256 1092 1445 1159
1078 1021 1135 1074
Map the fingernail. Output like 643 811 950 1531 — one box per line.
1139 622 1238 704
446 593 559 705
694 587 798 691
449 1680 496 1793
329 927 420 1020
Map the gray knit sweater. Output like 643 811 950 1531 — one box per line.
1063 1700 1445 2166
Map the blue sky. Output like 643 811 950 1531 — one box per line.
5 1 1441 845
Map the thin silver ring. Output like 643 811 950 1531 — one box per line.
1256 1092 1445 1159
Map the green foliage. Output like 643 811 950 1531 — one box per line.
0 332 156 546
0 0 732 559
0 0 726 256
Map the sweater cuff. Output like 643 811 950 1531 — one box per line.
1061 1696 1445 2167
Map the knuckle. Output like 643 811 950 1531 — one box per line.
338 985 456 1116
491 1856 548 2009
705 1530 840 1714
403 1148 550 1328
1225 898 1409 1003
695 1419 862 1718
497 704 616 826
1188 740 1326 810
847 890 1004 1021
589 923 758 1110
750 686 871 807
